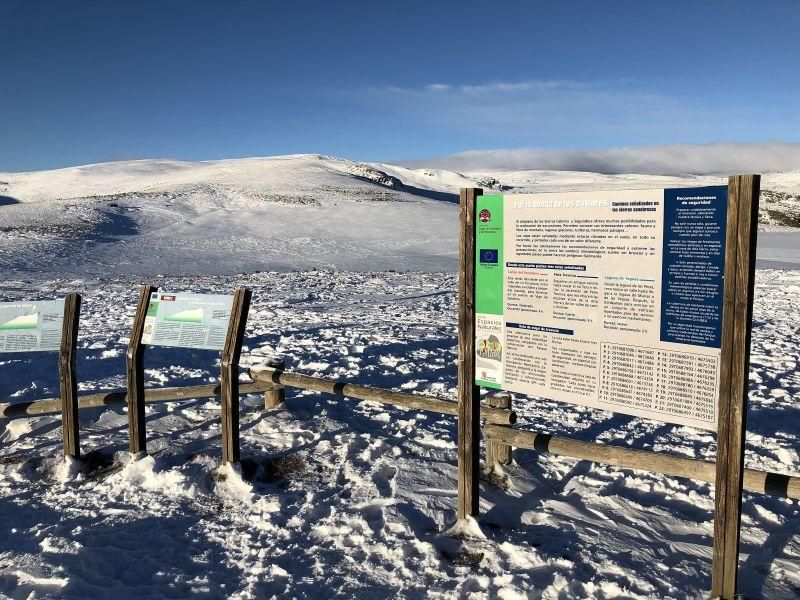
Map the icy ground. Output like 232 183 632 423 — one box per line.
1 270 799 599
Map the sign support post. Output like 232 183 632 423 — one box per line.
457 187 482 520
220 287 251 464
711 174 760 599
264 357 286 410
59 293 81 459
127 284 156 454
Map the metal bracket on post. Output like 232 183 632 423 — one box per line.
485 393 513 469
264 357 286 410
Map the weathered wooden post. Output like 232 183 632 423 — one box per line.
485 393 513 468
711 174 760 599
59 293 81 459
126 285 156 454
220 287 251 464
457 187 482 520
264 357 286 410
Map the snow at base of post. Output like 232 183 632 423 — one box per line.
442 515 487 540
214 461 254 503
53 455 83 483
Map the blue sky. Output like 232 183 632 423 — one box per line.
3 0 800 172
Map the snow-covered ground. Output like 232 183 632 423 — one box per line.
1 271 799 599
1 156 799 598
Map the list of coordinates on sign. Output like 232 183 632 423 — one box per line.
599 343 718 423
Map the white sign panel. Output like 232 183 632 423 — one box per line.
474 186 728 430
141 292 233 351
0 299 65 353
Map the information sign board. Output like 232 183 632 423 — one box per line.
0 299 65 352
141 292 233 351
474 186 728 430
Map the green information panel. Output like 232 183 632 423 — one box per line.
141 292 233 351
0 299 65 353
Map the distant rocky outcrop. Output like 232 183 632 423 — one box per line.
761 190 800 229
475 177 510 191
345 163 405 189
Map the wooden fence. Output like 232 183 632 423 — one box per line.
4 361 798 502
2 338 799 600
0 365 800 500
246 365 800 501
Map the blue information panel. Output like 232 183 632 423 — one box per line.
660 187 727 348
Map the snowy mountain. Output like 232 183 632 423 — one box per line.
379 163 800 229
0 155 460 277
2 154 799 278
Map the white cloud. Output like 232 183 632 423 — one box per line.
349 79 800 175
355 79 709 140
401 142 800 176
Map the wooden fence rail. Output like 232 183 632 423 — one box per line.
484 423 800 501
4 363 799 504
248 363 800 502
0 381 274 420
248 364 516 425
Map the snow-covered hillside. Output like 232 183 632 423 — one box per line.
0 155 460 276
2 155 800 278
378 163 800 230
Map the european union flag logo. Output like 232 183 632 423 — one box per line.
480 249 498 264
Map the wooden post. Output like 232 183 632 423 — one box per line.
126 285 155 454
59 293 81 459
220 287 251 464
485 393 513 467
711 174 760 599
264 358 286 410
457 187 482 520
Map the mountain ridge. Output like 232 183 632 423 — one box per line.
1 154 798 278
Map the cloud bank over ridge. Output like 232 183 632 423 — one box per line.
402 142 800 176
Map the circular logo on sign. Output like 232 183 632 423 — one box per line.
479 209 491 222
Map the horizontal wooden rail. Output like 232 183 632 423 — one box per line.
0 381 273 420
249 365 516 425
484 424 800 500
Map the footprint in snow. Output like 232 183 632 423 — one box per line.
372 463 398 499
